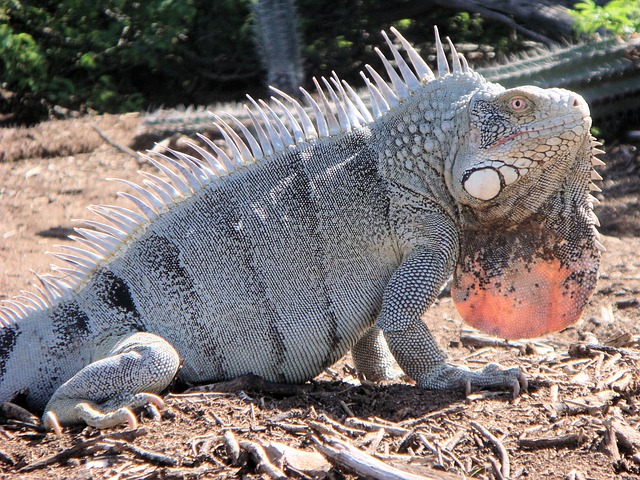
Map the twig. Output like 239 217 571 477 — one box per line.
209 411 226 426
344 417 410 436
311 433 458 480
0 449 16 465
610 418 640 452
518 431 586 450
0 402 40 425
338 399 355 417
364 428 385 454
308 420 346 439
418 434 445 467
223 429 241 465
444 429 465 452
568 342 640 359
110 440 181 467
601 422 621 461
269 421 309 434
469 421 510 479
460 333 525 351
487 456 506 480
185 373 313 396
400 405 466 428
239 440 287 479
90 124 139 159
316 413 367 437
20 428 147 472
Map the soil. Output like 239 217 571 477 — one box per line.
0 114 639 480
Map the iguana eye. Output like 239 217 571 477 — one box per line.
509 97 529 111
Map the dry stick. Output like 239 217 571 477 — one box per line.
460 333 525 350
223 430 241 465
195 436 227 468
469 421 510 479
316 413 367 437
338 399 355 417
0 402 40 425
269 421 309 434
90 124 139 159
487 456 506 480
611 372 635 392
418 435 440 457
239 440 287 480
110 440 181 467
19 428 147 472
400 405 466 428
444 429 466 452
344 417 410 436
518 432 586 450
0 450 16 466
365 428 385 454
568 342 639 359
185 373 313 396
602 422 621 462
209 411 226 426
311 434 460 480
308 420 353 445
611 418 640 451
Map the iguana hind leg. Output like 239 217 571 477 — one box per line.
43 332 180 432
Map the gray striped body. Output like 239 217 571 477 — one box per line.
2 126 421 410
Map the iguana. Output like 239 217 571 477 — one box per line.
0 28 603 433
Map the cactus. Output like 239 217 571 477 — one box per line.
251 0 303 96
138 104 239 137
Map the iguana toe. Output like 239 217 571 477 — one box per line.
42 411 63 437
75 402 138 430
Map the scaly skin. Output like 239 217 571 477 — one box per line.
0 28 602 432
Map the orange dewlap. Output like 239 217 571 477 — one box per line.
452 257 590 340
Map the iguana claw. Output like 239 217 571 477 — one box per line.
417 362 525 395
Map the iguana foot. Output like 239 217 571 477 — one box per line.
43 332 179 433
77 393 165 429
416 363 527 398
352 326 406 382
43 393 165 434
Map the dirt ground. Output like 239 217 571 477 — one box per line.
0 113 639 479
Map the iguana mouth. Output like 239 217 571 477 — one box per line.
486 116 590 150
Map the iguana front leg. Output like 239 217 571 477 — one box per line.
379 216 524 393
43 332 180 433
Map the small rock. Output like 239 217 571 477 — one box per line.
615 298 639 309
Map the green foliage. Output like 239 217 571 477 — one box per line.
0 0 197 119
570 0 640 36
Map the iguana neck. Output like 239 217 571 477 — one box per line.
372 74 484 214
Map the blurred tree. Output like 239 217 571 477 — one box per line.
251 0 302 96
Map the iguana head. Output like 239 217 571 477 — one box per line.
446 84 603 339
